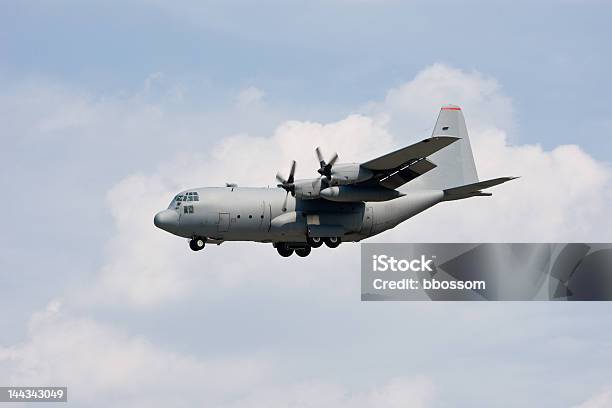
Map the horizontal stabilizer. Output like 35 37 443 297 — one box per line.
443 177 518 201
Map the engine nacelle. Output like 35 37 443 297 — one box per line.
329 164 373 185
293 178 323 199
320 186 403 202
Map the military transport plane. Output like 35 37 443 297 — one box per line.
154 105 517 257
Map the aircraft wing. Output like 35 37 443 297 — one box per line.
360 136 459 189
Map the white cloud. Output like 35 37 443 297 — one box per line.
83 113 393 306
83 63 612 307
0 301 433 407
372 64 612 242
9 63 610 308
371 63 515 137
573 387 612 408
3 64 612 407
0 301 269 406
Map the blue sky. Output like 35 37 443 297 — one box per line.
3 1 612 155
1 1 612 407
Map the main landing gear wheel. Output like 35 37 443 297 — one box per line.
276 244 294 257
307 236 323 248
295 247 312 257
324 236 341 248
189 237 206 251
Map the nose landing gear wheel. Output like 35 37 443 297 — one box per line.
189 237 206 251
324 236 341 248
276 244 294 257
307 236 323 248
295 247 312 257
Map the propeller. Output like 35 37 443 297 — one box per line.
315 147 338 180
276 160 296 211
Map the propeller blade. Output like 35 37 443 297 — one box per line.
287 160 296 184
276 172 286 184
328 152 339 167
281 191 289 211
315 147 325 165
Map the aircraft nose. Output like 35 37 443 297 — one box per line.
154 209 179 232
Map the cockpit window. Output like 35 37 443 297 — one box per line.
168 192 199 209
184 192 199 201
176 193 199 201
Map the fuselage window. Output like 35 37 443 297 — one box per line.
183 205 194 214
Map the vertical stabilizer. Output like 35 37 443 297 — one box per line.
409 105 479 190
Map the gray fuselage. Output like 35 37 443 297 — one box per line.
154 186 444 244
